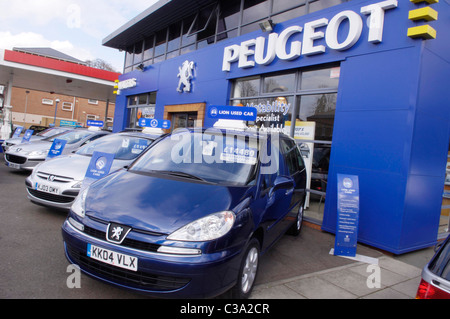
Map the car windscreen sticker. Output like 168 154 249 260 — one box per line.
220 145 257 164
131 139 148 154
121 138 130 148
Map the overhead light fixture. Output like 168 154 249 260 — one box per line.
259 19 275 32
136 63 145 72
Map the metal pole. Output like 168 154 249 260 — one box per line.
103 99 109 130
54 99 60 126
23 90 29 126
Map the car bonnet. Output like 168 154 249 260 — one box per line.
6 140 53 154
84 169 251 235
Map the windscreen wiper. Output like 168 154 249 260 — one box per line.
155 170 213 183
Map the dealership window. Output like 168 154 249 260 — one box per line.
230 65 340 224
127 92 157 129
125 0 348 72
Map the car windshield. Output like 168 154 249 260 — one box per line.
76 134 153 160
36 127 67 138
45 130 91 144
130 130 259 185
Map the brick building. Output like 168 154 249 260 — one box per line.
10 86 115 129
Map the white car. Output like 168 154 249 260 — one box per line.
5 128 109 171
26 132 160 210
1 127 69 152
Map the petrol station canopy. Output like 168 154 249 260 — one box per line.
0 48 121 103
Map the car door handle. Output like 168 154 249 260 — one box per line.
285 188 294 195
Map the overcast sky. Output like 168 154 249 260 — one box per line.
0 0 158 72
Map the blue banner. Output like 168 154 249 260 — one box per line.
207 105 257 121
21 129 34 143
139 118 171 129
84 152 114 180
46 139 67 159
81 151 115 192
86 120 104 127
13 126 23 138
334 174 360 257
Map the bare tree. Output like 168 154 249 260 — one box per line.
85 58 118 72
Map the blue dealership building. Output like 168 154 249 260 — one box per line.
103 0 450 254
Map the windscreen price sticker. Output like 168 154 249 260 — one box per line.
220 146 257 164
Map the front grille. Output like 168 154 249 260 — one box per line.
66 244 190 291
5 154 27 164
28 188 75 204
37 171 74 183
83 225 161 253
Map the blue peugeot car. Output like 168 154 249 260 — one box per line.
62 127 307 298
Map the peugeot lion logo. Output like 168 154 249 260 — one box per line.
177 60 195 93
107 223 132 244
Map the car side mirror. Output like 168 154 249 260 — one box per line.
434 241 444 252
269 176 294 197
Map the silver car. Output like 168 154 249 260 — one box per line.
1 127 70 152
5 128 110 171
25 132 160 210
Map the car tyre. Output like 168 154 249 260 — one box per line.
231 238 260 299
287 203 304 236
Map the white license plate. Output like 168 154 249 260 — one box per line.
87 244 138 272
8 162 20 169
35 182 59 194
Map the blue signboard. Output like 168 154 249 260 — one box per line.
139 118 171 129
46 139 67 160
21 129 34 143
13 126 23 138
86 120 104 127
60 120 78 127
207 105 257 121
334 174 360 257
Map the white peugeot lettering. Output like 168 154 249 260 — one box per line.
222 45 240 72
302 18 328 56
361 0 398 43
254 33 278 65
325 10 363 51
222 0 397 71
238 39 257 68
276 26 303 61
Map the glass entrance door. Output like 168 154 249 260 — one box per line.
172 112 198 131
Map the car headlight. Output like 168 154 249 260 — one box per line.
71 181 83 189
71 187 89 218
27 150 49 156
167 211 235 242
